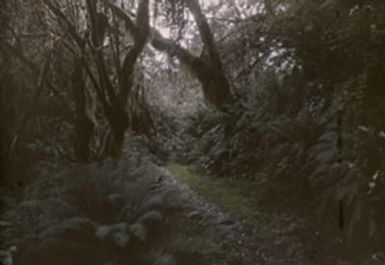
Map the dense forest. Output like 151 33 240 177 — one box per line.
1 0 385 264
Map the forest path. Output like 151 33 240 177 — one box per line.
159 162 321 265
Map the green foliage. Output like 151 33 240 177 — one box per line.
186 70 322 193
174 1 385 259
0 148 197 265
2 0 385 262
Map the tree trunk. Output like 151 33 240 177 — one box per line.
0 0 12 179
185 0 234 110
264 0 274 15
71 58 95 162
95 0 150 160
111 1 234 111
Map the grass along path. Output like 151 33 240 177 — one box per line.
166 163 351 265
167 163 283 236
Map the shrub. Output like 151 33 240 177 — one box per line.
1 148 187 265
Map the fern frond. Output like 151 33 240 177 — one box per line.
95 222 131 248
129 223 147 242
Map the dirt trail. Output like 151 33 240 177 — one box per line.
157 166 296 265
151 163 359 265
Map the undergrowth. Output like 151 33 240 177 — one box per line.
0 139 218 265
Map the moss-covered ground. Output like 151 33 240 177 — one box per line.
167 163 282 235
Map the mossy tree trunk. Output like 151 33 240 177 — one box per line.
45 0 150 161
0 0 13 178
115 0 234 111
71 57 95 162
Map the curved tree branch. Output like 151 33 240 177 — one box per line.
185 0 223 68
119 0 150 105
185 0 233 109
110 0 233 110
